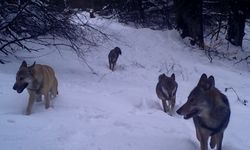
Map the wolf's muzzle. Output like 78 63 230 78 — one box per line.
13 84 17 90
13 83 28 93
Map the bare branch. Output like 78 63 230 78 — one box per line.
225 87 248 106
0 1 110 72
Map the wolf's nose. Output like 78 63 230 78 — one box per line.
176 108 182 115
13 84 17 90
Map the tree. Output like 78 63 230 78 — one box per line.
0 0 108 64
174 0 204 48
93 0 174 29
226 0 247 47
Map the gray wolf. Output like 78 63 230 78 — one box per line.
108 47 122 71
13 61 58 115
176 73 230 150
156 73 178 115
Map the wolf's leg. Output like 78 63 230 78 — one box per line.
193 118 201 141
26 93 36 115
170 98 176 115
51 89 56 98
49 91 53 99
111 63 113 71
111 62 115 71
44 93 50 109
199 130 209 150
162 100 168 113
166 100 172 115
214 132 223 150
112 63 115 71
54 78 58 96
50 88 56 99
210 135 216 149
36 95 42 102
113 62 116 70
110 62 113 71
109 60 111 70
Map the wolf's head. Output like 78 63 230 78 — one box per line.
158 73 177 99
13 61 36 93
176 73 215 119
114 47 122 55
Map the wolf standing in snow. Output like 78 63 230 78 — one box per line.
13 61 58 115
156 73 178 115
177 74 230 150
108 47 122 71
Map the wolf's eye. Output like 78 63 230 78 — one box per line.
20 77 24 80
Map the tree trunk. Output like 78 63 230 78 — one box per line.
226 0 246 47
174 0 204 48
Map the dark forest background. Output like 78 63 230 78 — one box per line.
1 0 250 64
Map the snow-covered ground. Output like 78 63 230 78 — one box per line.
1 16 250 150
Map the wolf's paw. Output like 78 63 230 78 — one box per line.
25 111 31 115
210 137 216 149
45 104 50 109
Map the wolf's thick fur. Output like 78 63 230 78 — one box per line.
176 74 230 150
156 73 178 115
108 47 122 71
13 61 58 115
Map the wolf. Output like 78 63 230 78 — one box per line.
13 61 58 115
108 47 122 71
156 73 178 115
176 74 230 150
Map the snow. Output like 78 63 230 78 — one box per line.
1 15 250 150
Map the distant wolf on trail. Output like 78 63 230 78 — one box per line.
176 73 231 150
108 47 122 71
13 61 58 115
156 73 178 115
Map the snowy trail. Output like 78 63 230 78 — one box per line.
1 17 250 150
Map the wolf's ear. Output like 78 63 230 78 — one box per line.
20 60 27 68
207 76 215 89
197 73 207 87
158 73 166 81
171 73 175 81
198 74 215 91
198 73 207 84
28 61 36 73
116 47 121 55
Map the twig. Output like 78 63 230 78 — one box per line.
235 56 250 64
225 87 248 106
0 1 110 68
